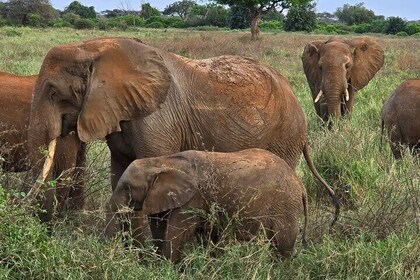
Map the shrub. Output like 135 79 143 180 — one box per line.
166 17 186 28
405 23 420 35
28 13 42 27
145 22 165 29
145 16 166 26
121 14 145 27
74 18 95 30
259 20 282 30
353 23 370 34
62 12 81 25
98 18 108 30
384 16 407 35
49 18 73 28
396 31 408 37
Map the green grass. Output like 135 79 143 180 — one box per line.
0 27 419 279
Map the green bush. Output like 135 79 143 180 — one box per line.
353 23 370 34
62 12 81 25
28 13 42 27
98 18 107 30
315 24 351 34
48 18 73 28
121 14 145 27
405 23 420 35
145 16 166 26
396 31 408 37
166 17 186 28
259 20 282 30
74 18 95 30
145 21 165 29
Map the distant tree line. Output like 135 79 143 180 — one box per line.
0 0 418 37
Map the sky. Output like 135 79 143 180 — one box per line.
50 0 420 21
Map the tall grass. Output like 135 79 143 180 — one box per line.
0 27 419 279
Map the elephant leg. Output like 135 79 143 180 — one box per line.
161 208 200 263
270 220 299 258
130 210 147 248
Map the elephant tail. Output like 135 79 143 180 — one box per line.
303 143 340 227
301 187 309 248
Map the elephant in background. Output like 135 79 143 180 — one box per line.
0 71 86 220
27 37 338 226
108 149 309 262
302 36 384 123
381 79 420 159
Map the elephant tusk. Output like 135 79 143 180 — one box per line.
25 138 57 200
344 89 349 101
314 90 323 103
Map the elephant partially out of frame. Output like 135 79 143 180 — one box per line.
27 37 338 229
302 36 384 123
0 71 86 220
108 149 309 262
381 79 420 159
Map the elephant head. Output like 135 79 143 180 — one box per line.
105 157 198 236
302 36 384 121
28 37 171 176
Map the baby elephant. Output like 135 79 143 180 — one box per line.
108 148 308 262
381 79 420 159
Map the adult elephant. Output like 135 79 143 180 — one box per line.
0 71 86 221
381 79 420 159
28 37 338 227
302 36 384 123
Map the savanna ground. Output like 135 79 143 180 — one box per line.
0 27 419 279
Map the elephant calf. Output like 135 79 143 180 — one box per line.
381 79 420 159
108 148 309 262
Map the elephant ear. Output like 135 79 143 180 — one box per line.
347 37 384 91
142 167 198 215
302 40 324 95
76 38 171 142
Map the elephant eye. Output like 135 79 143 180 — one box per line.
318 64 322 70
345 63 352 69
50 88 58 101
124 184 131 193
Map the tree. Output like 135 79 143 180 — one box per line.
139 3 160 19
185 4 207 26
163 0 197 19
229 4 250 29
215 0 309 39
384 16 407 34
64 1 96 19
335 2 376 25
316 12 337 24
1 0 58 26
284 1 316 32
205 4 229 27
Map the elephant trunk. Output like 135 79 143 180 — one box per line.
325 87 343 118
104 192 126 238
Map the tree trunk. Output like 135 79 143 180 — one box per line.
250 16 261 40
249 7 261 40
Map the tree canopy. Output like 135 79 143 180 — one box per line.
163 0 197 19
63 1 96 19
335 2 376 25
139 3 160 19
0 0 58 25
215 0 309 39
